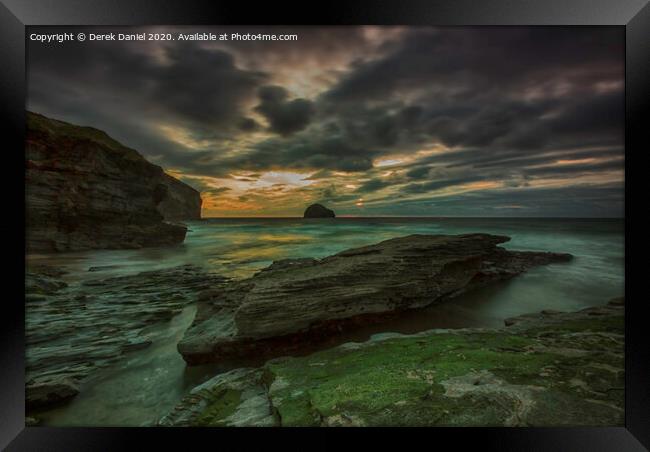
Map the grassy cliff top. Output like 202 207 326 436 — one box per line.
27 111 147 163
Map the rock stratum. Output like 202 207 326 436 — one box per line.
26 112 202 252
25 264 229 411
161 299 624 427
178 233 572 364
303 203 335 218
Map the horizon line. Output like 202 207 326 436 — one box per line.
198 215 625 220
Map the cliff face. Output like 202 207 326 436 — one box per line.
26 112 202 253
156 173 203 222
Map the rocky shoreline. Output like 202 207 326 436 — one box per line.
178 233 572 364
160 298 624 427
25 264 228 411
27 232 620 428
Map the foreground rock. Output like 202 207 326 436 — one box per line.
26 264 228 411
303 203 335 218
161 299 624 427
178 234 572 364
26 112 202 252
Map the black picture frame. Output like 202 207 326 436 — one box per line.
1 0 647 449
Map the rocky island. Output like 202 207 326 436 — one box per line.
26 112 202 252
178 233 572 364
303 203 335 218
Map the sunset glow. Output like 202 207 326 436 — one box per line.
28 26 624 217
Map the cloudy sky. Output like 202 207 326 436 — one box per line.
27 26 624 217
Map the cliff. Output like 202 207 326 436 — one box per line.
26 112 202 252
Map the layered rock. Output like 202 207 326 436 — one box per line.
26 112 202 252
178 233 572 364
156 173 203 222
25 264 228 411
303 203 335 218
161 299 624 427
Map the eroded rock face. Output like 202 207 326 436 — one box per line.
156 173 203 222
162 300 624 427
178 234 572 364
26 112 202 252
25 264 228 411
303 203 335 218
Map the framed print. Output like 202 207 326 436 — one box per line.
0 0 647 449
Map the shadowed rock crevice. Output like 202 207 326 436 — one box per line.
161 300 623 427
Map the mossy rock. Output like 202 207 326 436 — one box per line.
163 303 624 427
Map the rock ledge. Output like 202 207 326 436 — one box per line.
178 233 572 364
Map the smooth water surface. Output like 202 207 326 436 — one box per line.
29 218 624 425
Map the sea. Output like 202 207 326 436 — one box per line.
27 217 625 426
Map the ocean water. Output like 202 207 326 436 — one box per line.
29 217 625 426
30 217 625 317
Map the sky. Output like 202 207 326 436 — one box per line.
27 26 624 217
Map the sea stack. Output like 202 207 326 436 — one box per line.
303 203 335 218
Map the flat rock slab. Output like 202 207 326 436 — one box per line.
161 301 623 427
178 233 572 364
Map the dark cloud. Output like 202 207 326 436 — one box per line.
153 43 265 126
238 117 261 132
254 86 314 136
356 178 394 193
324 28 622 104
355 183 623 218
27 26 624 216
229 134 376 173
203 186 232 196
402 175 487 194
523 157 624 178
29 30 266 129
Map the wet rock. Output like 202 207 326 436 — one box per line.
88 265 122 272
164 300 623 427
26 265 229 413
26 273 68 295
25 417 40 426
28 265 68 278
158 368 276 427
26 377 80 410
178 234 572 364
26 294 47 303
608 297 624 306
121 339 153 352
197 288 223 302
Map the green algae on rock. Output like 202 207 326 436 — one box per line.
160 299 624 427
